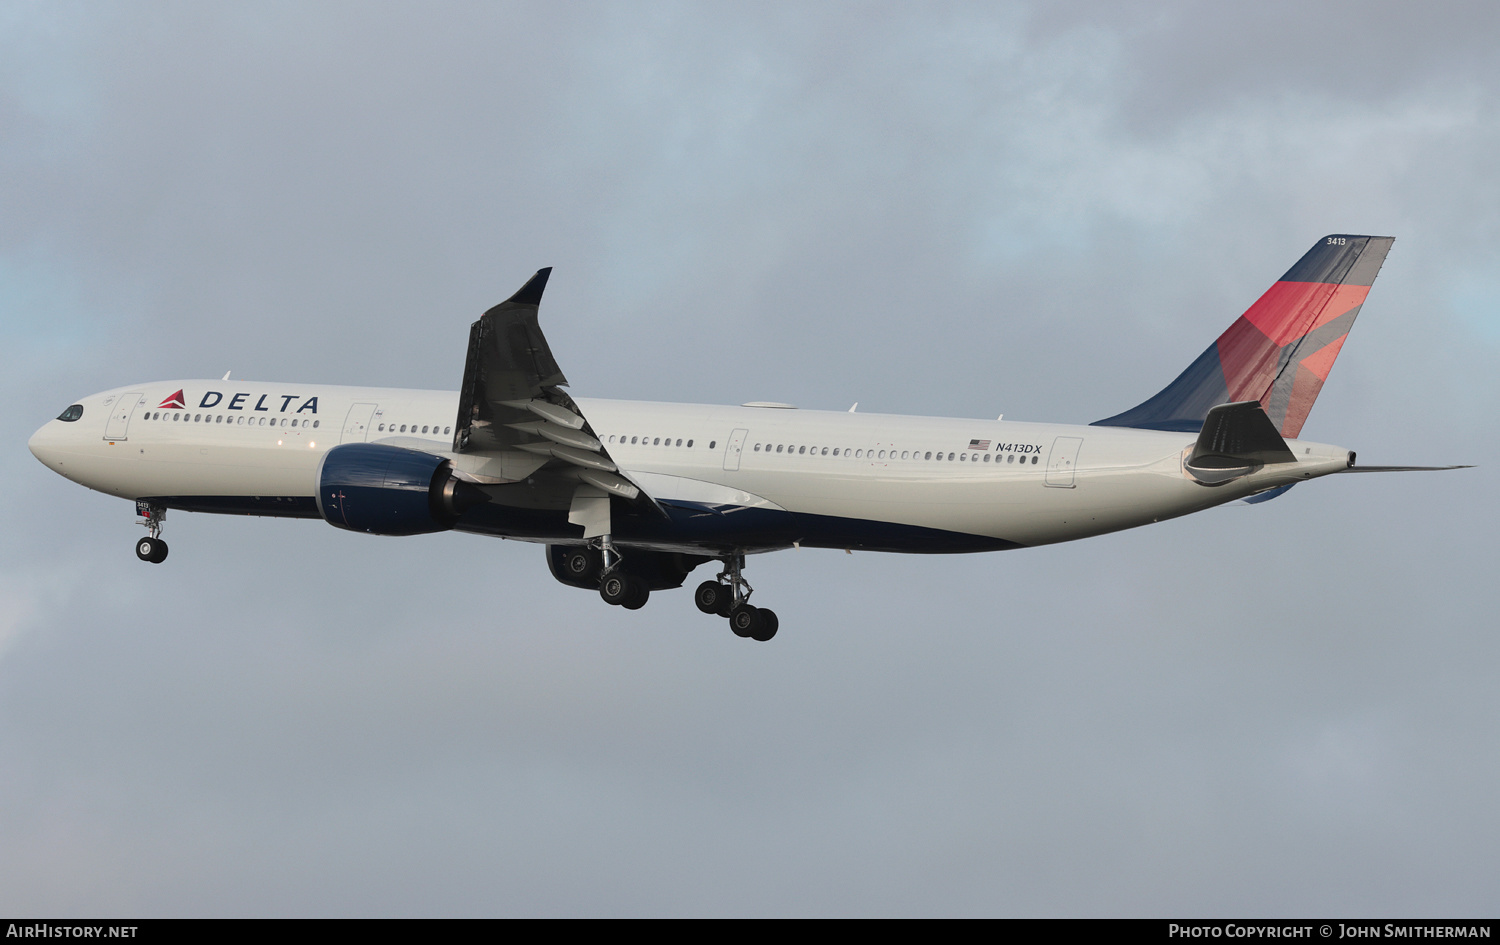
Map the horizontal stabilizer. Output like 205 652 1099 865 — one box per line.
1186 401 1296 484
1241 483 1295 504
1191 401 1297 467
1337 464 1473 473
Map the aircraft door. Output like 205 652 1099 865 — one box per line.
723 428 749 471
341 403 378 444
1045 436 1083 487
104 392 143 441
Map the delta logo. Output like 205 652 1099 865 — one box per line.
157 389 320 414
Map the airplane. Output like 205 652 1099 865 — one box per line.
27 234 1468 642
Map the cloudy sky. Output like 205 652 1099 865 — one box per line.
2 1 1497 917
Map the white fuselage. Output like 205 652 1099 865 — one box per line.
28 379 1355 553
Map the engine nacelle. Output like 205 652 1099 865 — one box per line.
317 443 484 536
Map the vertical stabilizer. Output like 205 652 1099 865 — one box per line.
1093 235 1394 437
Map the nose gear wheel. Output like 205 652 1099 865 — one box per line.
135 502 168 564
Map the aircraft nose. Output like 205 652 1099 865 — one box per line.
29 421 60 465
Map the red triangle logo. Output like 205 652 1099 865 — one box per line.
158 389 186 409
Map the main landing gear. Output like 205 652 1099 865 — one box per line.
135 502 168 564
591 536 650 610
695 554 778 642
571 540 780 641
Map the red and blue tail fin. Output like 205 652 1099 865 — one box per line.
1092 235 1394 438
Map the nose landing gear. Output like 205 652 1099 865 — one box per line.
696 555 778 641
135 501 168 563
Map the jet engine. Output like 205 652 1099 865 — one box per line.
316 443 486 536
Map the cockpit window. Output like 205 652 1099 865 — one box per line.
56 404 83 422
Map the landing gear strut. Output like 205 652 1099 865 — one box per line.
695 554 778 641
596 535 649 610
135 501 168 564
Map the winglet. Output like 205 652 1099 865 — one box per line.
503 267 552 308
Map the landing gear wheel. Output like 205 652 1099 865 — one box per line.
750 608 778 642
600 573 632 606
564 548 602 586
135 537 167 564
622 580 650 610
729 603 758 638
695 581 731 615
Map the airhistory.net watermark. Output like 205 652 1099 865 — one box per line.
5 927 138 938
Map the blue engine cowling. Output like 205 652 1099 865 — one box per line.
317 442 480 536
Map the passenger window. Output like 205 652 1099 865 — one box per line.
687 440 693 447
216 415 223 424
900 451 908 459
1031 455 1038 464
709 441 717 449
821 447 828 456
444 427 451 435
313 420 319 428
798 446 806 455
960 453 966 461
675 439 682 446
422 425 429 434
653 438 660 446
832 449 839 456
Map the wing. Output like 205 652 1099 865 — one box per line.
452 268 646 505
